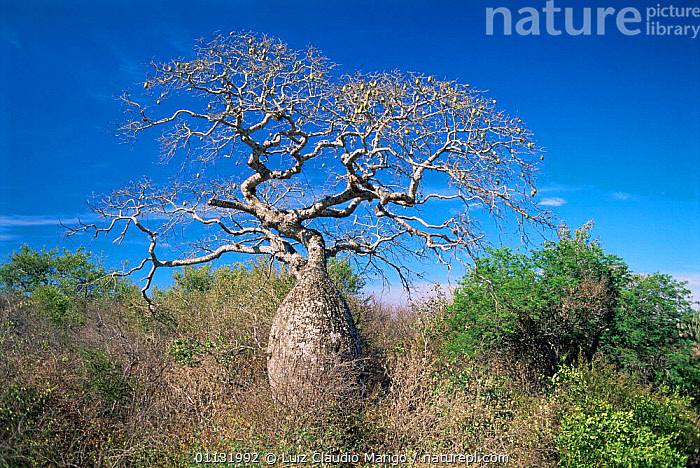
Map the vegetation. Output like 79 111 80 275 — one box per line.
554 362 697 468
71 32 553 400
445 223 700 397
0 245 131 325
0 236 698 467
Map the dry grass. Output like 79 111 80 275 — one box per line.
0 281 596 467
358 297 560 467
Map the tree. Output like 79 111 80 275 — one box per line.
0 245 131 323
0 245 121 299
445 223 700 396
0 245 56 294
327 257 366 299
70 32 549 398
446 223 626 378
601 272 700 399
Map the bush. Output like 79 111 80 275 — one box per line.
2 243 695 467
0 292 178 467
327 257 366 298
445 223 626 379
601 273 700 398
82 349 133 406
0 245 133 326
157 259 295 347
555 361 699 467
159 257 366 348
444 222 700 395
172 265 215 294
31 285 73 324
0 245 122 298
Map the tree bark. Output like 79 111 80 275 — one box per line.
267 260 362 404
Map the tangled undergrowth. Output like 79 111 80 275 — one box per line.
1 247 698 467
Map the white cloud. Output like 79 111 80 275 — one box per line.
539 197 567 207
539 183 592 194
610 191 634 201
0 214 80 227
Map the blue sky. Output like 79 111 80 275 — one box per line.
1 0 699 302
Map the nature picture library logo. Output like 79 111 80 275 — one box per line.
485 0 700 38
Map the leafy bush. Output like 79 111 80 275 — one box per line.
555 361 699 467
445 223 626 378
444 223 700 395
1 245 110 297
82 349 133 405
31 284 73 324
1 244 695 467
160 257 366 346
172 265 215 294
0 245 133 325
601 273 700 398
168 337 218 366
327 257 366 298
158 260 295 347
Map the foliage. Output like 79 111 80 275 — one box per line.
160 257 365 341
445 223 700 396
30 284 73 324
82 349 133 405
172 265 215 294
555 361 699 467
1 245 697 467
327 257 366 298
0 293 176 467
0 245 133 324
0 245 55 294
601 273 700 398
168 337 219 366
158 259 295 342
678 308 700 343
0 383 56 467
446 223 626 378
1 245 108 297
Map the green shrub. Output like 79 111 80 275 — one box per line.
82 349 132 405
327 257 366 298
444 223 700 396
168 337 218 366
555 362 699 468
601 273 700 398
31 284 73 324
0 245 134 328
0 245 125 298
559 404 686 468
445 223 626 378
172 265 215 294
159 259 293 345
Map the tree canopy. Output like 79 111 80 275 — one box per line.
0 245 111 298
70 32 550 301
445 223 700 397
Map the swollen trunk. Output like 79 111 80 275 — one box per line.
267 264 361 403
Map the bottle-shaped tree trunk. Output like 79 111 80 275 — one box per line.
267 259 362 404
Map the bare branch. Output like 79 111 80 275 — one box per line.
72 32 553 298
